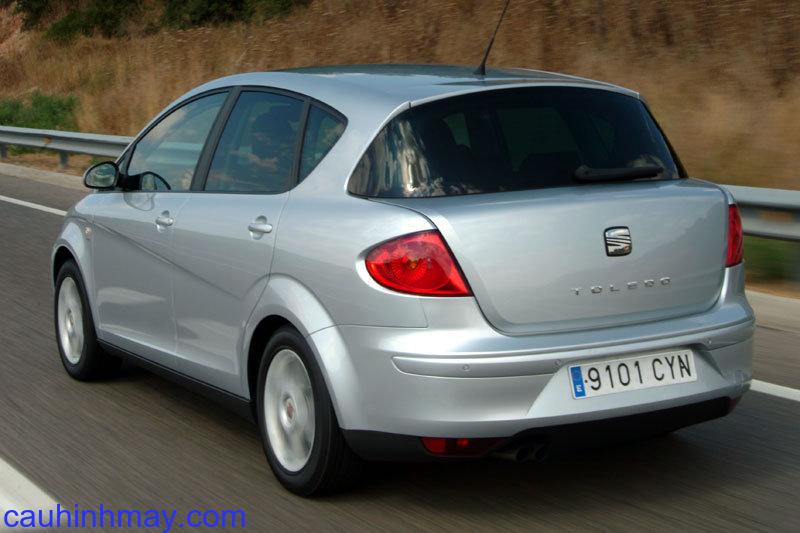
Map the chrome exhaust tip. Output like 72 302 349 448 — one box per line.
493 441 549 462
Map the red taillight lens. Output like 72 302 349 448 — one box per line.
365 230 471 296
726 204 743 267
420 437 501 457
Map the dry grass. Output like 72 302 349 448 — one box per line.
1 151 96 175
0 0 799 189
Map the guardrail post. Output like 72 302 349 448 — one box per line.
0 144 6 160
59 152 69 169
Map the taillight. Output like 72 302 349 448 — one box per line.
726 204 743 267
421 437 501 457
365 230 471 296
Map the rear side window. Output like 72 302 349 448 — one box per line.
205 91 304 193
299 106 345 180
348 87 683 198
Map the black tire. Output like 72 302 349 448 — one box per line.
256 326 362 496
54 260 121 380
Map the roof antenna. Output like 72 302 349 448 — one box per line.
474 0 511 76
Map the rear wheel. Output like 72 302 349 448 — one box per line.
256 326 362 496
54 260 120 380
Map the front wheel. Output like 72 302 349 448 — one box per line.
256 327 362 496
54 260 120 380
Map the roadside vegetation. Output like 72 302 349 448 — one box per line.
0 90 75 130
0 1 797 191
0 1 797 289
0 0 796 190
2 0 305 41
744 237 800 287
0 91 76 157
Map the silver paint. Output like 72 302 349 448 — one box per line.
52 65 754 444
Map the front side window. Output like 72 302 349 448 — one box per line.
348 87 683 198
299 106 346 180
204 91 304 193
127 92 227 191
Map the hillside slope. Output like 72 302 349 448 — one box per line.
0 0 798 188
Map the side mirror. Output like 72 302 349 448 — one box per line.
84 161 119 190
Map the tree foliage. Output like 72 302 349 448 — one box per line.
1 0 307 36
44 0 137 42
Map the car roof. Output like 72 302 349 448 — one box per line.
140 65 643 195
179 64 639 122
281 64 637 99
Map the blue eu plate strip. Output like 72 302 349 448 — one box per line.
570 366 586 398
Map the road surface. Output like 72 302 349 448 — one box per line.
0 168 797 531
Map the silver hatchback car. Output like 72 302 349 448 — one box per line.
52 65 754 495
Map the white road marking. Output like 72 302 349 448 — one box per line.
0 455 58 530
751 379 800 402
0 194 66 217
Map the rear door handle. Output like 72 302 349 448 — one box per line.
155 211 174 228
248 216 273 237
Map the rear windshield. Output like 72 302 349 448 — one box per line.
348 87 684 198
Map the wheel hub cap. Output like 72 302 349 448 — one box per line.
57 277 84 365
264 349 315 472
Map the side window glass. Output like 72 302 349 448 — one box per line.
299 106 345 180
127 92 227 191
205 91 304 193
443 112 470 148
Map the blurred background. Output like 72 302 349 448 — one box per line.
0 0 797 293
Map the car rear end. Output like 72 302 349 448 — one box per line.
315 83 754 460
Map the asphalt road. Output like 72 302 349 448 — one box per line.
0 170 798 531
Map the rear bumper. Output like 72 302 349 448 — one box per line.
309 265 754 444
343 396 738 461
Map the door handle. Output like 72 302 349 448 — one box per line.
248 216 273 237
155 211 174 228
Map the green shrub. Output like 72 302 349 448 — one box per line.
744 236 800 282
162 0 248 28
10 0 51 30
0 91 76 129
45 0 138 43
5 0 306 36
248 0 305 19
0 91 77 154
161 0 306 28
45 9 90 42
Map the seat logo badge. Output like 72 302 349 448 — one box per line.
604 227 632 256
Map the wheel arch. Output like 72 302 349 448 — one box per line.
52 217 98 325
243 274 346 420
52 245 77 284
246 314 293 407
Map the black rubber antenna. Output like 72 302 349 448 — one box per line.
474 0 511 76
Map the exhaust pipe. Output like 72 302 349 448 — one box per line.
493 441 549 462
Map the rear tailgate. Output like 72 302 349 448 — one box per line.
382 179 728 335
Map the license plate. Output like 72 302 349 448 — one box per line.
569 349 697 399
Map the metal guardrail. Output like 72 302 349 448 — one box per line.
723 185 800 242
0 125 131 166
0 125 798 241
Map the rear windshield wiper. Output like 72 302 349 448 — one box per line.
573 165 663 183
